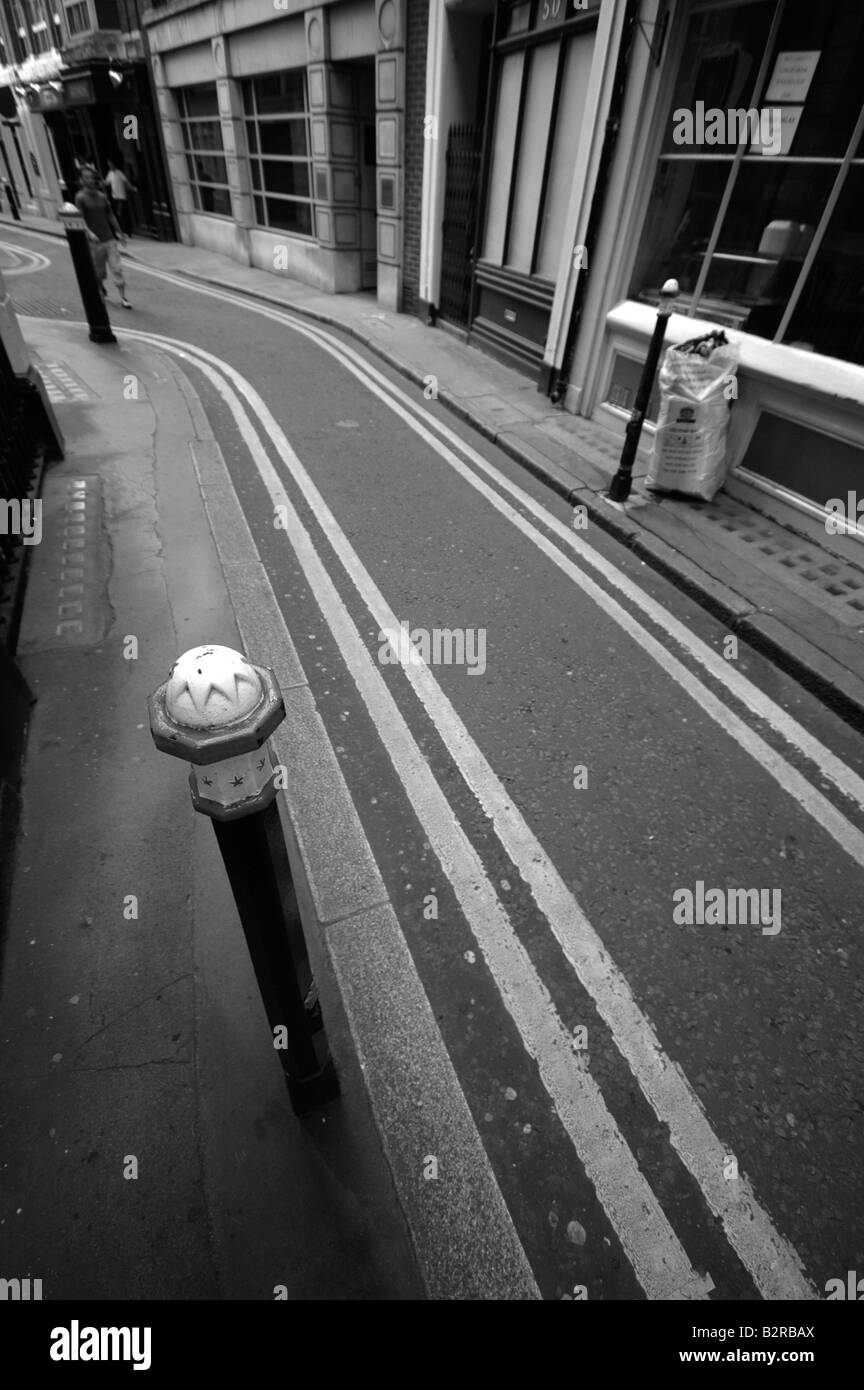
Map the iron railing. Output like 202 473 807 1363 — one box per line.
0 332 60 653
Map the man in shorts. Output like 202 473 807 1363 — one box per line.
74 165 131 309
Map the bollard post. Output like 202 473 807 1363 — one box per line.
148 644 340 1115
56 202 117 346
607 278 679 504
3 181 21 221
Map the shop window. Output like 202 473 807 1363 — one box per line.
177 84 232 218
482 11 597 280
631 0 864 365
242 72 312 240
482 50 524 265
506 42 558 273
535 31 592 278
782 166 864 363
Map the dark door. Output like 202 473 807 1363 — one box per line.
438 123 482 328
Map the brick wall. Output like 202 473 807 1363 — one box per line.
403 0 429 316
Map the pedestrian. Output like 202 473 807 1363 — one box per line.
105 159 135 237
74 165 132 309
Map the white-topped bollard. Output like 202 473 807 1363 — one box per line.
149 644 285 819
608 277 679 504
148 644 339 1114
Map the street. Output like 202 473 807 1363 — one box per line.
2 224 863 1303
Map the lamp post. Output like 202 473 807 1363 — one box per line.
608 278 679 504
56 202 116 345
148 644 339 1115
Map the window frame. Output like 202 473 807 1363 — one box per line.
63 0 92 38
176 83 233 220
481 0 600 279
242 71 314 241
633 0 864 353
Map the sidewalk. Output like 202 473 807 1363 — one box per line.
0 316 426 1301
4 209 864 729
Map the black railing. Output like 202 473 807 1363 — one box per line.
0 329 63 940
0 333 61 654
439 124 483 328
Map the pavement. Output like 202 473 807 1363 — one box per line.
4 209 864 732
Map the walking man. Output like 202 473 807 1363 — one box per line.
105 159 135 237
74 165 131 308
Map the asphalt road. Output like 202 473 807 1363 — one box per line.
3 228 863 1302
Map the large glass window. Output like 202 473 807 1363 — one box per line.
535 31 592 277
482 3 597 279
242 72 312 238
177 84 231 217
631 0 864 364
482 50 524 265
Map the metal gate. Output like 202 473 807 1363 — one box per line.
439 123 482 327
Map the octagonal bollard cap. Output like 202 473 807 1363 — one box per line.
57 202 86 230
187 743 281 822
148 644 285 767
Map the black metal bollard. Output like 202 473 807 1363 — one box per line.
3 181 21 221
148 644 339 1116
57 202 116 345
608 277 679 504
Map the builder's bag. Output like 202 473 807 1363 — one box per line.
646 330 740 502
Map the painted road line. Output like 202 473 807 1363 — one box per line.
0 240 51 274
102 254 864 822
160 344 541 1300
123 325 816 1301
130 329 722 1299
271 313 864 822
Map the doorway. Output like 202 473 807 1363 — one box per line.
354 61 377 292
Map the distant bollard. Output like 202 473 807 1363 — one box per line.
607 277 679 504
148 644 339 1115
57 202 116 346
3 181 21 221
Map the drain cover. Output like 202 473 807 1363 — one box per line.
702 492 864 625
16 473 110 651
32 359 97 404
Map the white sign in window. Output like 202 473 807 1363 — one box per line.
749 106 804 157
764 51 820 104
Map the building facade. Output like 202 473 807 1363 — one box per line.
141 0 412 307
420 0 864 531
0 0 175 234
0 1 68 217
